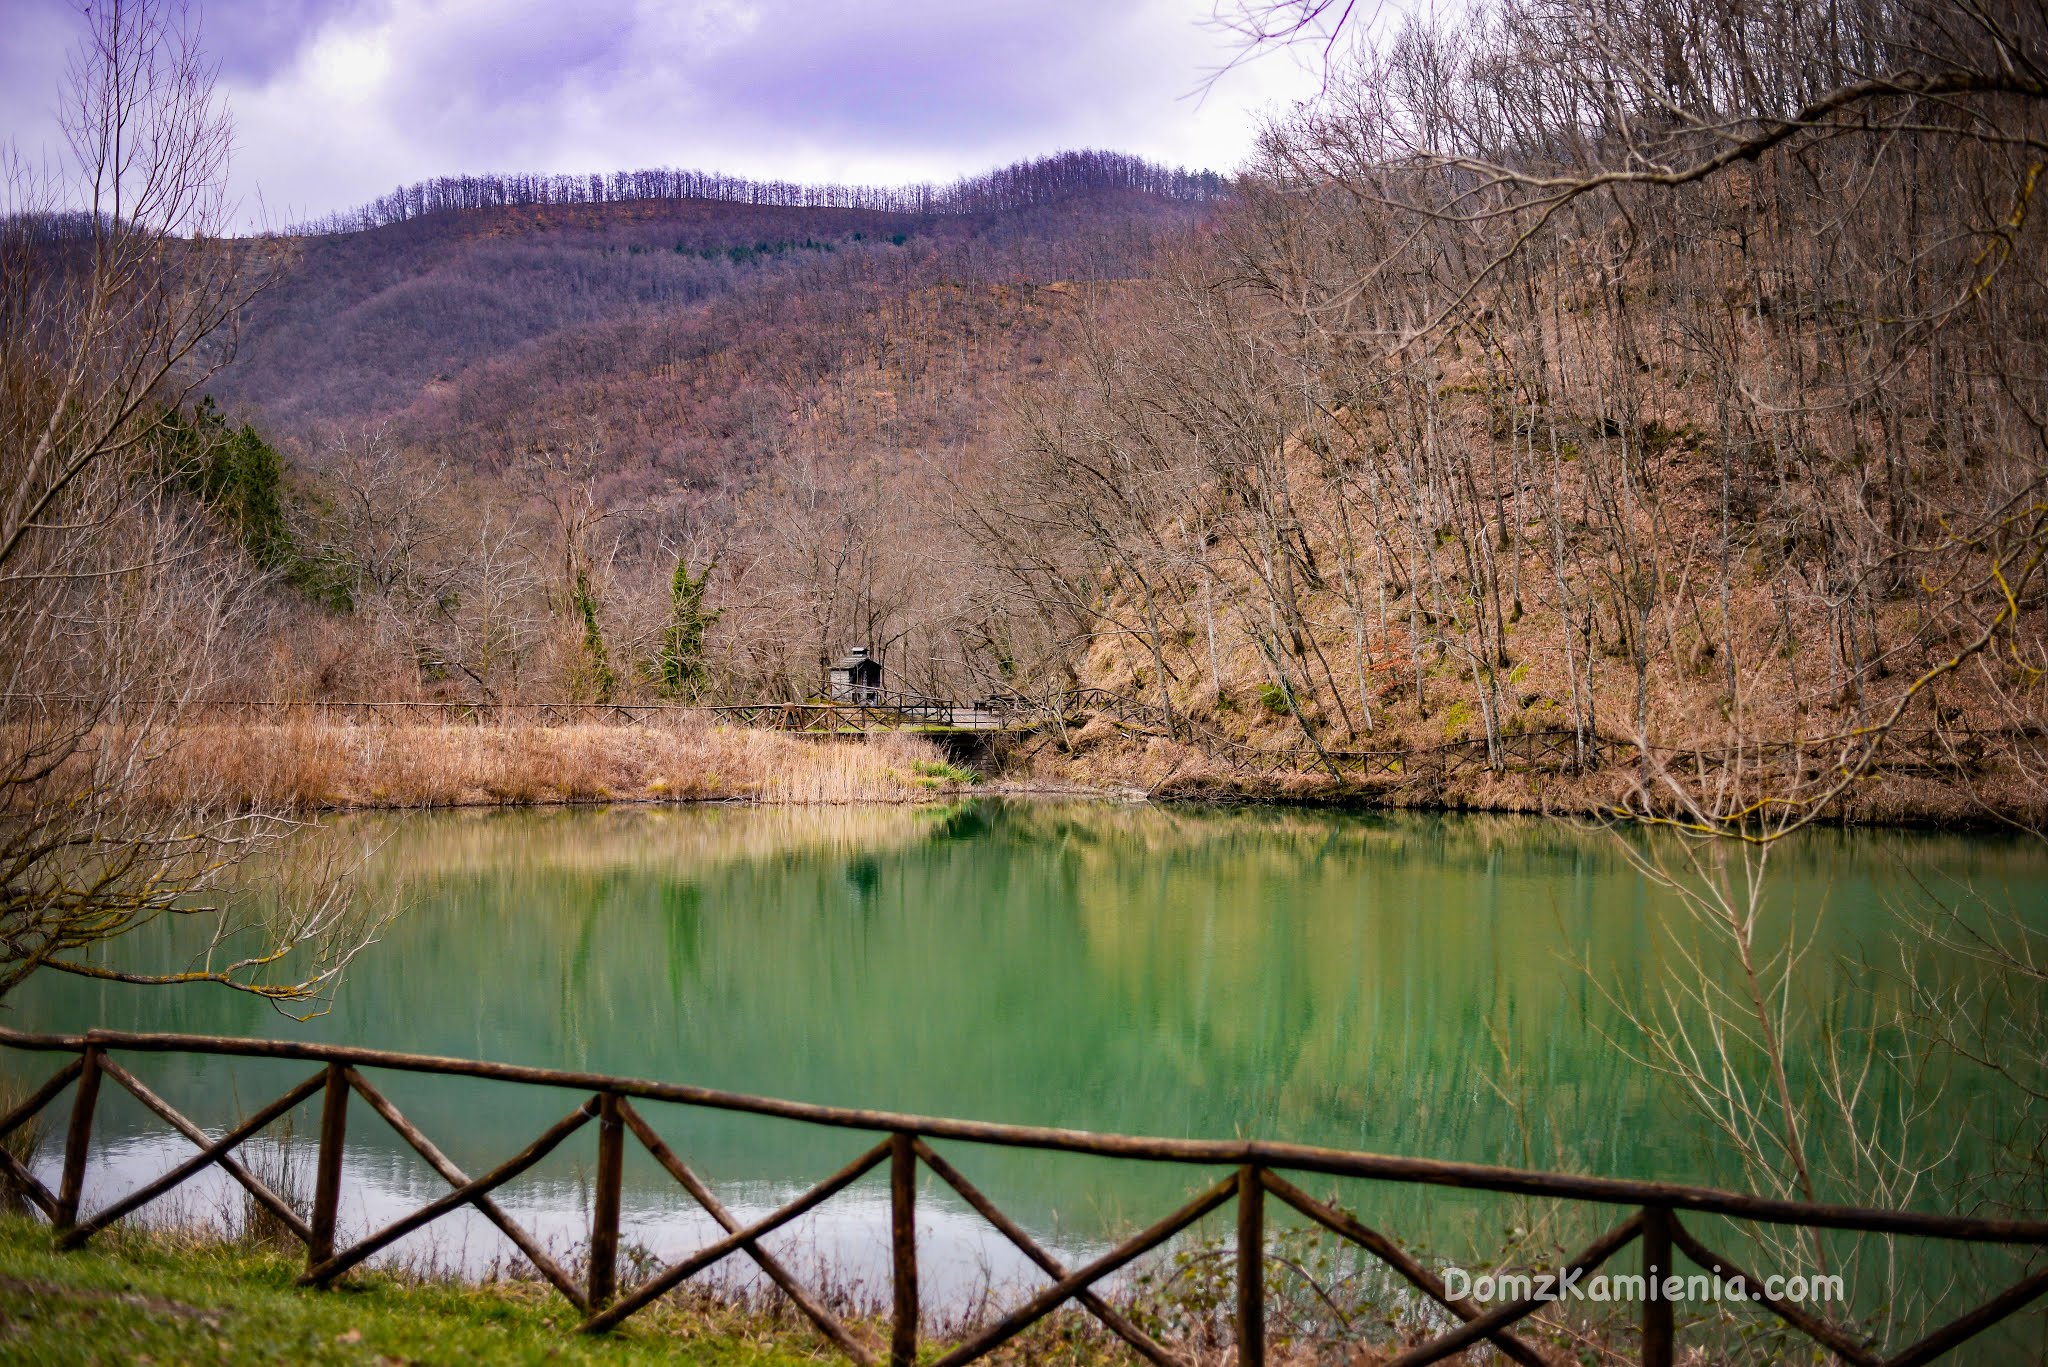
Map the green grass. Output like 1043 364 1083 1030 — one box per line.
0 1216 826 1366
908 759 980 786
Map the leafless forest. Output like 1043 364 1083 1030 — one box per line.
13 0 2039 818
997 0 2048 821
189 155 1213 705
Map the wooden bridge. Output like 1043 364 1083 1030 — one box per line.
3 1025 2046 1366
706 692 1022 733
152 694 1031 734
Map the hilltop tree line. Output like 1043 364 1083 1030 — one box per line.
297 150 1227 235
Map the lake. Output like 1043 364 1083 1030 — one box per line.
7 800 2044 1315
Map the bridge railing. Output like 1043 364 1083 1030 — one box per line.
2 1026 2044 1366
1 693 1035 732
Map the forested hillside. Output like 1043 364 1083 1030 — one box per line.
963 0 2048 823
218 151 1209 456
156 0 2048 823
192 152 1212 701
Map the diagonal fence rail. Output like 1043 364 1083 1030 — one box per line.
3 1025 2046 1366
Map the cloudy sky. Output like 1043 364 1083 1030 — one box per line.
0 0 1332 229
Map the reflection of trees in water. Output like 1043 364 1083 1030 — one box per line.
844 856 882 902
9 802 2042 1247
275 803 954 893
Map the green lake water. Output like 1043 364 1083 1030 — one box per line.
7 800 2045 1325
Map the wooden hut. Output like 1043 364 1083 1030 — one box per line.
827 647 883 703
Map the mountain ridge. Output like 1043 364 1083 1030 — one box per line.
290 149 1227 236
212 153 1217 463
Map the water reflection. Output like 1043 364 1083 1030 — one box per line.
8 801 2044 1303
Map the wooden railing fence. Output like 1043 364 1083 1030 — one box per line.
4 1027 2046 1365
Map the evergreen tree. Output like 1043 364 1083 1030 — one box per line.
573 566 617 702
656 557 720 699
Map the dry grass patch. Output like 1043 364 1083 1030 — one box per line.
49 720 975 813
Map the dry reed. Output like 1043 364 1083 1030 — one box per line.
32 719 977 814
0 1073 45 1217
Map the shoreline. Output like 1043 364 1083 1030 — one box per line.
1028 730 2048 834
60 718 2040 834
251 780 1113 816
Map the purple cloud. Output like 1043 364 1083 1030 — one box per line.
1 0 1324 227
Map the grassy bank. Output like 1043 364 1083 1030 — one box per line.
8 1210 1876 1366
0 1219 1220 1367
0 1215 824 1366
0 1214 1586 1367
55 712 2028 826
94 721 991 812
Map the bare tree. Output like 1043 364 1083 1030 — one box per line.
0 0 380 1013
1184 0 2048 1343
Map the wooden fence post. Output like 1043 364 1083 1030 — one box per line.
309 1063 349 1272
891 1132 918 1367
589 1093 624 1310
1641 1205 1674 1367
54 1045 102 1232
1237 1164 1264 1367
